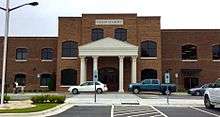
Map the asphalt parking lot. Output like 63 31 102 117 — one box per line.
51 105 220 117
51 106 111 117
155 106 220 117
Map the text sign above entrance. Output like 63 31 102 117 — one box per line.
95 19 123 25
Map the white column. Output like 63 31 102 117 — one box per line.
93 56 98 78
131 56 137 83
119 56 124 92
80 56 86 84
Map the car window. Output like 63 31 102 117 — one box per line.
80 82 88 86
87 82 94 85
96 82 100 85
215 83 220 88
143 80 151 84
152 80 159 84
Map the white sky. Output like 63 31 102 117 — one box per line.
0 0 220 36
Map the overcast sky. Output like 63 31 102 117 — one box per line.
0 0 220 36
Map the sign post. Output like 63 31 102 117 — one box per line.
164 72 171 105
93 70 98 103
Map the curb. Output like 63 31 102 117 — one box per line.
0 102 74 117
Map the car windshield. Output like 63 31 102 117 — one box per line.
201 84 208 88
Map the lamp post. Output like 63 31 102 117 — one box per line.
0 0 38 105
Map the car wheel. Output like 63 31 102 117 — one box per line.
72 88 78 94
133 88 140 94
96 88 103 94
204 95 215 109
195 91 201 96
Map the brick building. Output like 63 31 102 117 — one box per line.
0 14 220 92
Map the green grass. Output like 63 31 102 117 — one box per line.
0 103 59 113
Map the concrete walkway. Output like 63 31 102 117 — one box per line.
0 100 34 110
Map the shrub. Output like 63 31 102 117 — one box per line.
31 95 65 104
48 95 56 103
4 95 10 103
55 96 66 104
0 95 11 103
31 95 48 104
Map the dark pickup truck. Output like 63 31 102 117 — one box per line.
128 79 176 94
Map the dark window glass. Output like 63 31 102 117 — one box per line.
40 74 52 86
16 48 28 60
80 82 88 86
61 69 77 85
152 80 159 84
91 28 104 41
15 74 26 86
141 41 157 57
141 69 157 80
87 82 94 85
41 48 53 60
114 28 127 41
212 45 220 60
182 45 197 60
143 80 151 84
62 41 78 57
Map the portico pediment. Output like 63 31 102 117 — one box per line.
79 37 138 56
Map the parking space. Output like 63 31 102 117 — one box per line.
155 106 220 117
51 106 111 117
114 106 166 117
192 107 220 116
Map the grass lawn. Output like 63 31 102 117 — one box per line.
0 103 59 113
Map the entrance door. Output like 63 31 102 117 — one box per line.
99 67 119 91
184 77 199 89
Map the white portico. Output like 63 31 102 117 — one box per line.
79 37 138 92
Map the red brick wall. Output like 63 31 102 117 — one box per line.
161 30 220 90
0 37 57 91
57 14 161 91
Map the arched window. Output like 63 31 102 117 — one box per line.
40 74 52 86
182 44 197 60
16 48 28 60
91 28 104 41
62 41 78 57
15 74 26 86
41 48 53 60
141 41 157 57
212 45 220 60
141 69 157 80
61 69 77 85
114 28 127 41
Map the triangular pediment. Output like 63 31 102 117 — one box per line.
79 37 138 56
79 37 138 49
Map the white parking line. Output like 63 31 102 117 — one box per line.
127 112 159 117
114 110 156 116
190 106 220 117
111 104 114 117
150 114 164 117
150 105 168 117
114 108 154 114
